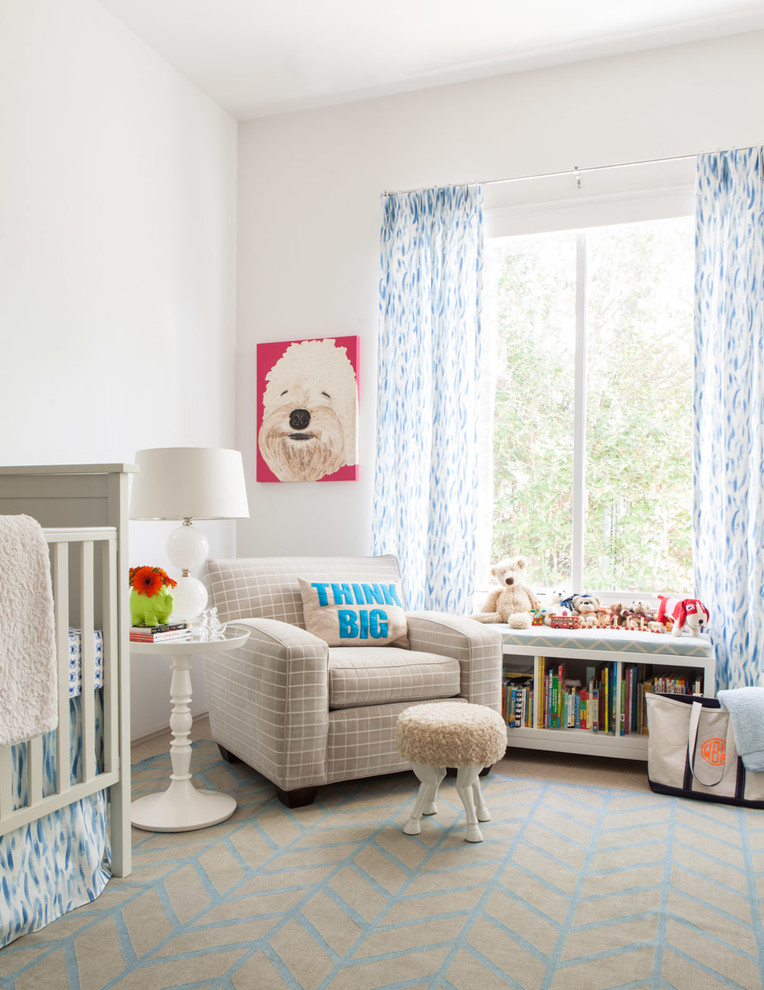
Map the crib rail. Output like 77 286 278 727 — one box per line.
0 528 121 836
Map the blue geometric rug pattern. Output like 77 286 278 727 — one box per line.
1 740 762 989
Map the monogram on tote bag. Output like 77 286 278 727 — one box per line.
645 693 764 808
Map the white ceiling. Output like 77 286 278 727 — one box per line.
96 0 764 119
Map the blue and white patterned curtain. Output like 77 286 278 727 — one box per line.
694 148 764 689
372 185 484 612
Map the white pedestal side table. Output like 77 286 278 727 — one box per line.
130 629 250 832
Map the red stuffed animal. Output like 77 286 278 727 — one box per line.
657 596 709 637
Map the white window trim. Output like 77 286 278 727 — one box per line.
484 157 696 238
477 158 696 603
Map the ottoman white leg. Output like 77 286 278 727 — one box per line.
404 763 446 835
455 764 489 842
474 775 491 823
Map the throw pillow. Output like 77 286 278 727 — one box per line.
298 577 409 648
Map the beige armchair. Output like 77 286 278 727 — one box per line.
203 555 504 807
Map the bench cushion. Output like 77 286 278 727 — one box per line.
498 625 715 658
328 648 460 709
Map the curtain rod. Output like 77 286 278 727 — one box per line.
382 152 698 198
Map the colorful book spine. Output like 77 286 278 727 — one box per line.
551 672 559 729
536 657 546 728
620 679 626 736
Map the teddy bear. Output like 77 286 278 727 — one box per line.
609 603 626 628
622 600 656 631
571 594 599 616
474 556 536 629
565 594 598 628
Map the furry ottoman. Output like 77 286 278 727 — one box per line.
396 702 507 842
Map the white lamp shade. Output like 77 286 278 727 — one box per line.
130 447 250 520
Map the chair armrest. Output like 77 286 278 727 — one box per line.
228 617 328 653
405 611 503 710
203 617 330 790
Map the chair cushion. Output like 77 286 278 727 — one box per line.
328 647 460 709
299 576 409 648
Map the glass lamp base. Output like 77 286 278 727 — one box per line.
171 575 208 621
167 522 209 571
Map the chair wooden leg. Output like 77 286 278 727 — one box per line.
218 744 241 764
275 785 318 808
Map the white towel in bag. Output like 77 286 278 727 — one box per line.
0 514 57 746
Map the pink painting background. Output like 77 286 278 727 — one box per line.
256 336 360 482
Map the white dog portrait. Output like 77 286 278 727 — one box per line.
257 337 359 482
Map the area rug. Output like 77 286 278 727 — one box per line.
1 740 763 990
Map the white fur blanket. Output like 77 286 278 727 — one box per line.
0 515 57 747
718 687 764 773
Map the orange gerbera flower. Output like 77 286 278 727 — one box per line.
129 565 177 597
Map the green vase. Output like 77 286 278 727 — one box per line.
130 586 174 627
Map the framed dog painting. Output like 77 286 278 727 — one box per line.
256 336 360 482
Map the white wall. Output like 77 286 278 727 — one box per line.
0 0 239 738
5 15 764 738
236 29 764 558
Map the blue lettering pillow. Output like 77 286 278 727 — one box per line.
298 577 409 648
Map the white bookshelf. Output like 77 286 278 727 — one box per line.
498 625 716 761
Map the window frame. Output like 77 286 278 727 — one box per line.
480 159 696 601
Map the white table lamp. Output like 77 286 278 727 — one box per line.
130 447 249 620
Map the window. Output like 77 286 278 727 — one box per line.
481 169 695 597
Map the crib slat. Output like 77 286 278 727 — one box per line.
0 748 13 819
52 541 70 794
79 540 96 783
27 736 43 805
102 538 119 776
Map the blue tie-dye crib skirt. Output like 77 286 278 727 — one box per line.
0 631 110 948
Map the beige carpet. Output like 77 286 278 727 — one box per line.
132 718 652 791
1 718 762 990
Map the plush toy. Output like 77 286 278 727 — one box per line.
475 556 536 629
609 603 626 628
657 595 709 636
633 601 655 620
541 590 567 625
571 594 600 616
622 601 656 631
557 594 597 628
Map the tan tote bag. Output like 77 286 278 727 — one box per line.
645 693 764 808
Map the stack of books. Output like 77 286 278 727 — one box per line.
129 622 190 643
